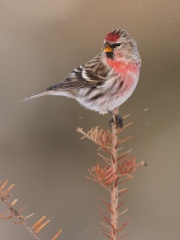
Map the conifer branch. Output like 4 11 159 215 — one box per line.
77 110 145 240
0 180 62 240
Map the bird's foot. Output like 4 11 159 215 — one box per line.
109 114 123 129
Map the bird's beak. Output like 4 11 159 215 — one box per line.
103 46 113 53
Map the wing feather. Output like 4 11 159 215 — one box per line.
46 54 110 91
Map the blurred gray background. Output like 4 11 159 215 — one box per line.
0 0 180 239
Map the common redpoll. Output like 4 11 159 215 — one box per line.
25 29 141 127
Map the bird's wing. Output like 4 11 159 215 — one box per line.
46 54 110 91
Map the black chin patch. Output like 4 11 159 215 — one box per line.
106 52 114 59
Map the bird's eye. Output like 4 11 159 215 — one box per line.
115 43 121 47
111 43 121 48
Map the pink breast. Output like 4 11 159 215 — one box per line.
106 59 139 76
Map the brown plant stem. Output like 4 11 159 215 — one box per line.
1 194 41 240
0 180 62 240
77 112 145 240
110 108 119 240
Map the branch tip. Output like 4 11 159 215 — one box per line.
52 229 62 240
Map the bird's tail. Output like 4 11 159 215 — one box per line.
23 91 52 101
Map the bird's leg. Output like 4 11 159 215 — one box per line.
109 111 123 129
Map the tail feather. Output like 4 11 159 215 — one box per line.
23 91 51 101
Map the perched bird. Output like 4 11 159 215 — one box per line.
25 29 141 127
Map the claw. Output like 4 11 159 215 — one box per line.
109 118 114 128
109 114 123 129
115 115 123 128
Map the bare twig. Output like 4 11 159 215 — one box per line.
110 109 120 240
0 180 62 240
77 111 144 240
